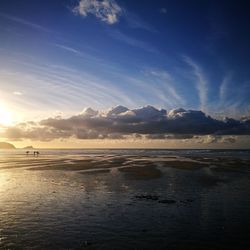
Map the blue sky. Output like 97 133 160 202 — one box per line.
1 0 249 122
0 0 250 148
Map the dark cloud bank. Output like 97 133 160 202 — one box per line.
2 106 250 141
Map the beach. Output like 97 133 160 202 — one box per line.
0 149 250 249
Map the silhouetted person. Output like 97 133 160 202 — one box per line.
33 151 40 157
26 151 29 156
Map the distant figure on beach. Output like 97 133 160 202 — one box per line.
26 151 29 156
33 151 40 156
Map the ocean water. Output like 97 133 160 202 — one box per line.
1 148 250 157
0 149 250 249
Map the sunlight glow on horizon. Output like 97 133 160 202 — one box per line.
0 101 13 126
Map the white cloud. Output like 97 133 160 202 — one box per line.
219 73 232 103
13 91 23 96
0 12 51 32
0 58 136 115
2 106 250 141
53 43 83 56
73 0 122 24
183 56 208 111
196 135 237 144
107 29 159 53
149 70 184 105
123 11 157 32
132 105 166 120
81 107 99 117
106 105 128 117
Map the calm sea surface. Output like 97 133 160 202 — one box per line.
0 149 250 249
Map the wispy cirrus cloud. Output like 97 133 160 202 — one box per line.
0 12 51 32
73 0 122 25
147 70 184 106
0 57 136 118
219 72 232 103
52 43 83 56
107 29 159 54
183 56 208 111
123 11 157 32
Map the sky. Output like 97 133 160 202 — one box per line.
0 0 250 148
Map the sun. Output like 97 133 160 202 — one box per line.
0 103 13 126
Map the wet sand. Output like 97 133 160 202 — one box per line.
1 153 249 173
0 150 250 249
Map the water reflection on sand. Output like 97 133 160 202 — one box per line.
0 149 250 249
